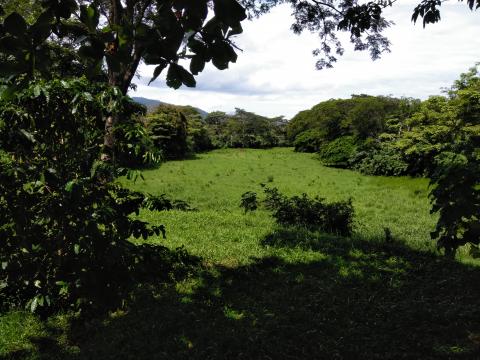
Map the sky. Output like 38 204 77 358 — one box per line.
131 1 480 119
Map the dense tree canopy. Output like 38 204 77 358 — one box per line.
289 65 480 256
205 108 288 148
288 95 419 152
0 79 189 314
145 103 190 159
143 104 288 158
0 0 249 159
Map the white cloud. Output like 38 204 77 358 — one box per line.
131 2 480 118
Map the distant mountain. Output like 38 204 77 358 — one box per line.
131 97 166 112
132 96 209 118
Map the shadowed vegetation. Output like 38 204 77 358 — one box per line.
2 232 480 359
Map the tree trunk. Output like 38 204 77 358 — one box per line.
101 0 144 165
100 0 123 164
101 115 116 162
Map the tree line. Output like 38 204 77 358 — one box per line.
136 104 289 160
288 65 480 257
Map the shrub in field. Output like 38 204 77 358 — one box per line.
263 187 354 236
0 79 195 315
240 191 258 213
353 146 408 176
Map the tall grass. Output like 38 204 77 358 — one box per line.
127 147 443 264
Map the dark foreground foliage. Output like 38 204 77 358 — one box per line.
2 232 480 359
0 79 197 316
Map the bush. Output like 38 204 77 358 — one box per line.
353 146 408 176
263 187 354 236
240 191 258 213
114 100 161 168
145 106 189 159
318 136 357 168
0 79 194 315
429 148 480 257
188 125 213 153
293 129 325 152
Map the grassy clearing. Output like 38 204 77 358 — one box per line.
129 147 437 263
2 148 480 359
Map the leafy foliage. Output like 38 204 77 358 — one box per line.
0 0 247 95
145 104 190 160
289 65 480 255
144 106 289 158
353 145 408 176
184 107 214 153
429 149 480 257
263 187 354 236
0 79 194 315
0 0 249 316
243 0 392 69
0 0 42 24
293 129 325 152
142 103 215 158
112 99 161 168
318 135 357 168
425 67 480 256
205 108 288 149
288 95 417 149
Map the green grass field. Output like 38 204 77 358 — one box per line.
128 147 438 264
1 148 480 359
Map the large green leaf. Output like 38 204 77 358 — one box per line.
54 0 78 19
211 41 237 70
177 65 196 87
190 55 205 75
182 0 209 30
162 63 196 88
213 0 246 27
0 35 25 53
4 12 27 37
166 63 183 89
149 61 168 85
188 38 208 56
